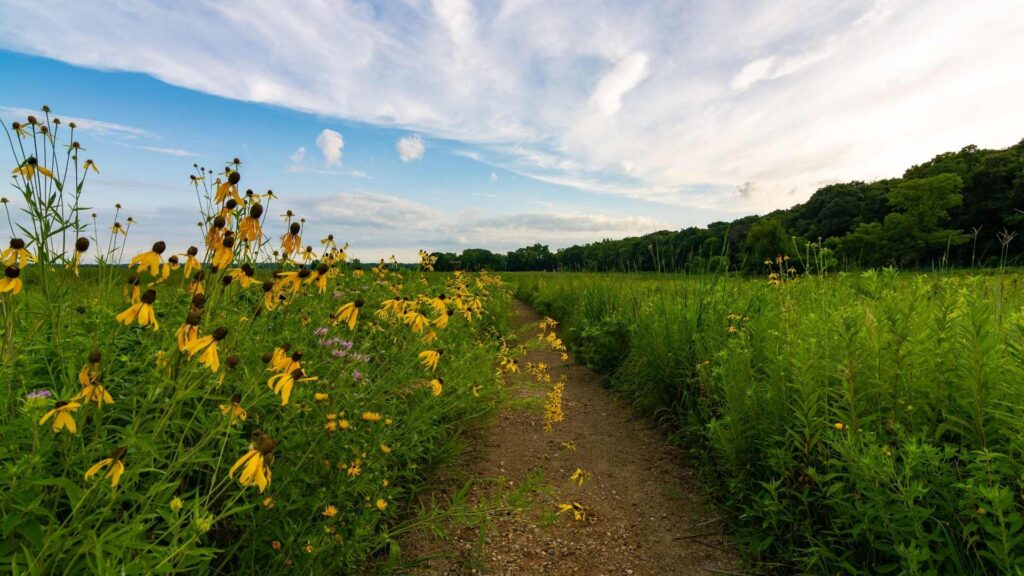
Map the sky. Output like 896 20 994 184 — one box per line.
0 0 1022 261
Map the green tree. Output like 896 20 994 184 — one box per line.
883 173 968 265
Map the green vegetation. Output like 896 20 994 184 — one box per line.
512 270 1024 574
0 109 515 574
434 139 1024 272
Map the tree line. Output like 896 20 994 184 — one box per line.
431 138 1024 272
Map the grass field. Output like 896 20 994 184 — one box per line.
510 269 1024 574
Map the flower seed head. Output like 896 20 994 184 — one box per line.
111 446 127 461
289 222 301 235
221 275 233 286
168 255 179 265
88 350 102 363
222 236 235 249
291 351 303 361
9 238 25 249
227 355 239 369
317 264 329 275
262 280 274 292
152 241 166 254
213 216 226 229
228 171 241 185
241 263 255 277
187 246 199 256
186 311 202 326
298 268 311 279
141 289 157 304
249 204 264 219
213 327 229 341
225 199 238 210
230 393 242 404
75 237 90 252
354 298 365 308
191 293 206 308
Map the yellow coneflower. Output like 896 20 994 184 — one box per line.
219 393 247 425
11 156 53 180
176 312 201 352
130 241 167 277
182 246 201 278
68 237 90 276
85 446 127 487
313 264 330 293
83 159 99 173
428 293 447 315
429 378 443 397
183 326 228 372
268 368 317 406
557 502 586 521
269 348 302 374
229 433 275 493
361 411 382 422
262 280 280 310
238 203 263 242
0 265 23 295
215 170 242 205
212 236 235 270
320 234 337 250
124 274 141 303
433 308 454 329
227 264 257 289
418 349 442 371
11 121 28 138
76 351 113 407
206 216 227 249
314 392 329 402
38 400 80 433
322 505 338 518
189 270 206 296
333 299 364 331
301 245 315 264
403 311 430 334
281 222 301 256
2 238 34 267
110 221 127 236
217 198 239 226
376 498 388 511
159 255 180 281
116 289 159 331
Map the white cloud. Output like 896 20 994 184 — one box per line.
396 134 425 162
489 171 498 183
589 52 649 115
1 0 1022 216
315 129 343 167
290 146 306 164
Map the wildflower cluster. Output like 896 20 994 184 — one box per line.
0 106 512 573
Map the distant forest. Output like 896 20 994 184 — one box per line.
431 139 1024 272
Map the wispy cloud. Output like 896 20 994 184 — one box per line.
1 0 1021 216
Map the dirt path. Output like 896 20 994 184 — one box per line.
399 300 740 575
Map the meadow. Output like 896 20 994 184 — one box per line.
0 110 516 574
511 268 1024 574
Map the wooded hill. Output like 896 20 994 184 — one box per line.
433 139 1024 272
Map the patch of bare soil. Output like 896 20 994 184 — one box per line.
398 300 741 575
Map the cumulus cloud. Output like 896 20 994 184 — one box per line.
2 1 1022 215
396 134 425 162
315 129 343 167
489 171 498 183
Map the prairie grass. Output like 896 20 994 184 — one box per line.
512 269 1024 574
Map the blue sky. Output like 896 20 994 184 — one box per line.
1 0 1022 261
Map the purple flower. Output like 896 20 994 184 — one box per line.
332 349 347 358
314 327 330 337
340 340 354 350
352 371 362 381
26 389 53 399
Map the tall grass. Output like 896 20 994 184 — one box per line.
512 269 1024 574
